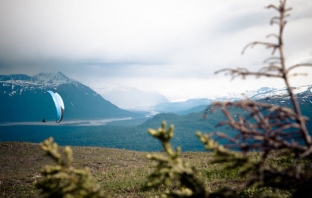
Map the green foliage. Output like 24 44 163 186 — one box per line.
145 123 253 197
34 137 108 198
146 121 207 198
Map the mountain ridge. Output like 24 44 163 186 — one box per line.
0 72 139 122
1 72 311 122
155 85 312 114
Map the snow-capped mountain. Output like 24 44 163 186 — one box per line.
151 85 312 114
0 71 310 126
0 72 138 122
254 85 312 108
248 85 312 100
209 85 312 102
0 72 90 98
33 72 75 85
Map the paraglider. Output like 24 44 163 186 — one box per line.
43 91 65 123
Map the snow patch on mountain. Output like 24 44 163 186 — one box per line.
33 71 78 85
210 85 311 102
0 72 82 96
247 85 311 100
1 72 311 111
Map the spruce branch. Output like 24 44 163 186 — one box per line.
146 122 207 198
34 137 108 198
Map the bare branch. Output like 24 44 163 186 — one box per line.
242 41 279 55
266 4 279 11
288 73 308 77
300 147 312 158
266 33 279 40
263 56 280 63
205 99 309 154
215 67 283 80
270 16 281 25
286 63 312 74
284 13 291 18
258 65 282 73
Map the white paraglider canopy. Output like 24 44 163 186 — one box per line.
46 91 65 123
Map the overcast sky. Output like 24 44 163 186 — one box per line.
0 0 311 101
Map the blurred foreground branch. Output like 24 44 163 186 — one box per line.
34 137 108 198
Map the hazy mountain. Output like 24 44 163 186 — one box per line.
99 85 169 110
154 98 213 113
0 72 138 122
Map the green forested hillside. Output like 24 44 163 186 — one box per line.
1 95 310 151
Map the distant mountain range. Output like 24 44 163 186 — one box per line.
0 72 311 151
0 72 139 122
1 71 311 123
176 84 312 120
150 85 312 114
97 79 312 114
1 86 310 151
133 85 312 149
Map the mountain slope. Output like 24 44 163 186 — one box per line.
0 72 138 122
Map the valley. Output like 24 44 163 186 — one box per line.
0 72 311 152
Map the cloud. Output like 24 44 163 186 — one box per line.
0 0 311 100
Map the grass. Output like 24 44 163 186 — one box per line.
0 141 295 198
